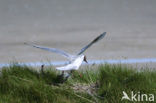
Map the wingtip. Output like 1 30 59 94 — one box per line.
102 32 106 35
99 32 106 38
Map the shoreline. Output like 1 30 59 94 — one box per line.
1 58 156 68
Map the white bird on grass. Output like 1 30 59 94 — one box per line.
24 32 106 71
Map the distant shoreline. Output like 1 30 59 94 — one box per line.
1 58 156 68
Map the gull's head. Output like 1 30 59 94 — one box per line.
83 55 88 63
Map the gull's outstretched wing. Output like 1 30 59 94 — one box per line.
24 43 74 60
77 32 106 55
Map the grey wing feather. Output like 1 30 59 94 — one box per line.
77 32 106 55
24 43 73 60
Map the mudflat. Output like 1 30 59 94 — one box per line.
0 0 156 63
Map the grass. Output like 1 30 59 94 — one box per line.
0 64 156 103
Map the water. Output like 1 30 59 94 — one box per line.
0 0 156 67
1 58 156 68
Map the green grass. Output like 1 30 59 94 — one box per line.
0 64 156 103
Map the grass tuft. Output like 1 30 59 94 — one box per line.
0 64 156 103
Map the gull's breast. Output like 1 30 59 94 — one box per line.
72 56 84 70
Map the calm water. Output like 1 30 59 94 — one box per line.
0 0 156 69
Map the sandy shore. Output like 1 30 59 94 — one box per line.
0 0 156 65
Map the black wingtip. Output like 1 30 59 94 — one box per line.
92 32 106 43
99 32 107 39
101 32 106 36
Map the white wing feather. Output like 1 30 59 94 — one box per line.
56 64 77 71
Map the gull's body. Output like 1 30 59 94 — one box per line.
56 55 85 71
25 32 106 71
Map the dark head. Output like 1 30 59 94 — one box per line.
83 55 88 63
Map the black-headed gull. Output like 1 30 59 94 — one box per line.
24 32 106 71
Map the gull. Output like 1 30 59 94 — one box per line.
24 32 106 71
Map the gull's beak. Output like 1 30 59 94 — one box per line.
84 56 88 63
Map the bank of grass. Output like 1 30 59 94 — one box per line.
0 64 156 103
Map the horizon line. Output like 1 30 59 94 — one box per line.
1 58 156 68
